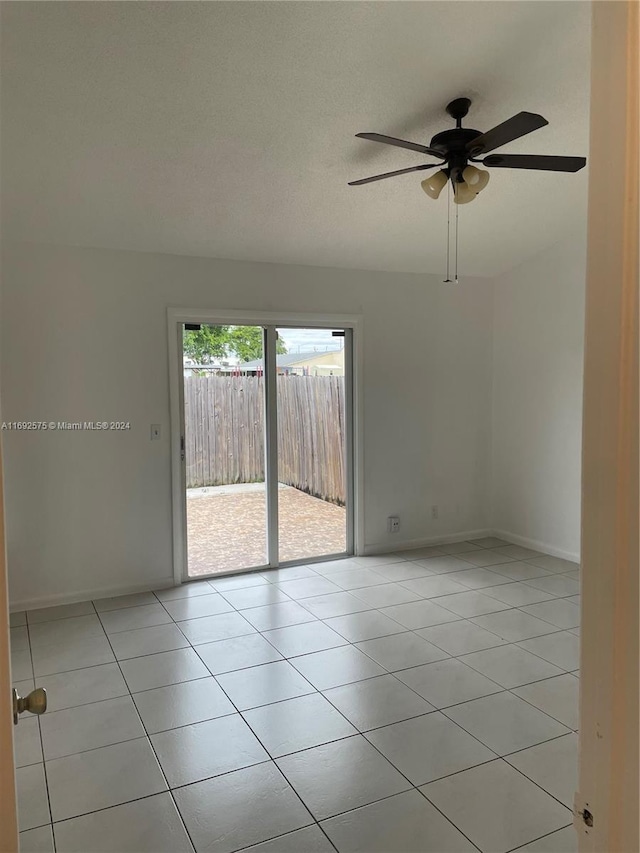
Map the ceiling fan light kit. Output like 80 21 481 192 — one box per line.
453 182 476 205
462 164 490 191
349 97 586 282
421 170 448 199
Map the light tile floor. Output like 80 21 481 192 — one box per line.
11 540 580 853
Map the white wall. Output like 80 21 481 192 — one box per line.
0 242 494 608
491 229 587 560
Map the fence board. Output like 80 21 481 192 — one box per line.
184 375 345 504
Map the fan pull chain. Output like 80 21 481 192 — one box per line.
443 181 452 283
454 195 459 284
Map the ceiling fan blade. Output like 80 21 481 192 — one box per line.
467 112 548 155
348 163 442 186
356 132 443 157
483 154 587 172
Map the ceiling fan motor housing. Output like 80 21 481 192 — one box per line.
429 128 484 181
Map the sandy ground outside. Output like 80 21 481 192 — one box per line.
187 484 346 576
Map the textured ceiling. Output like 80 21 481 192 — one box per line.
0 1 591 277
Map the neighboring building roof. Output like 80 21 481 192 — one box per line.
183 357 239 368
241 352 341 371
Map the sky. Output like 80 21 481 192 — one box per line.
277 327 344 354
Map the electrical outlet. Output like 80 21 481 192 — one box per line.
388 516 400 533
431 505 439 520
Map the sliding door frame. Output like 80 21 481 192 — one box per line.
263 325 279 568
167 308 363 585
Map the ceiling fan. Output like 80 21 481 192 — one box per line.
348 97 586 203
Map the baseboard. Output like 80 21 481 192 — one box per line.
491 528 580 563
363 528 494 556
365 527 580 563
11 527 578 612
10 577 176 614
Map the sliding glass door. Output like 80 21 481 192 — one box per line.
182 324 268 577
276 327 348 563
179 321 353 578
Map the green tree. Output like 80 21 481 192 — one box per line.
183 325 287 364
183 325 230 364
227 326 287 361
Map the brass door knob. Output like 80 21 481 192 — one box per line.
12 687 47 725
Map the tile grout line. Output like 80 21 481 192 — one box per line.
91 608 200 853
19 662 579 765
48 789 209 838
22 605 578 699
21 607 184 841
180 592 488 852
508 768 575 822
417 751 575 845
437 704 576 769
23 605 579 725
22 607 63 849
185 631 343 852
505 677 580 730
502 745 577 813
220 595 496 853
12 549 578 625
22 561 578 627
505 822 576 853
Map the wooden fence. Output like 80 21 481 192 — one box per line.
184 375 346 505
